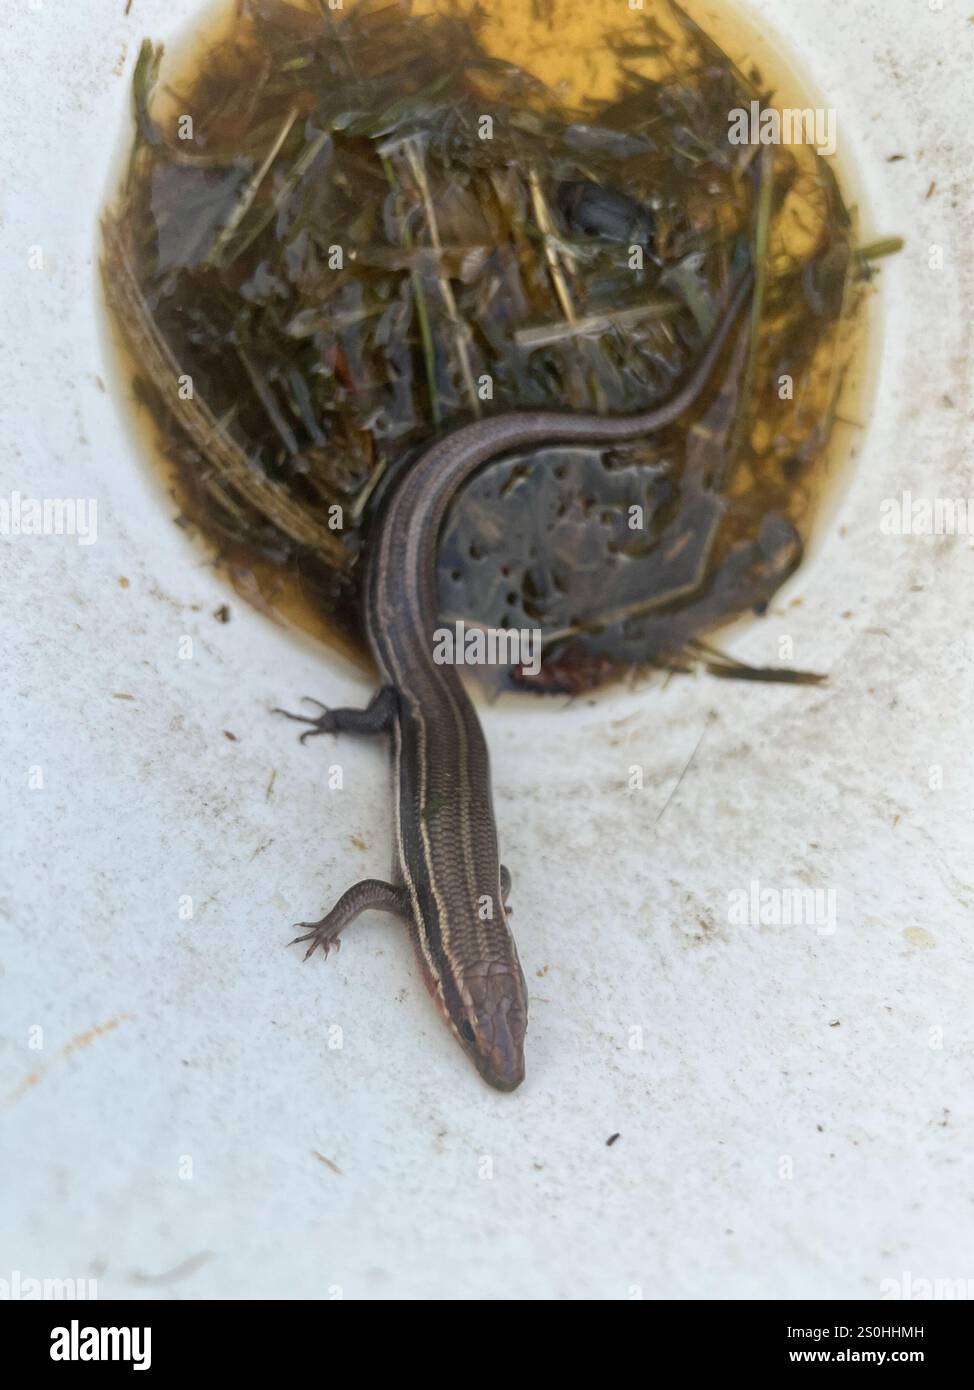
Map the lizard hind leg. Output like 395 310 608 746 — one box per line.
290 878 410 960
274 685 398 744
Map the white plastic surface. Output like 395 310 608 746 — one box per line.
1 0 972 1300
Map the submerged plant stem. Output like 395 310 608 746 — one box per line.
382 153 441 427
101 215 346 561
206 106 299 268
404 138 481 416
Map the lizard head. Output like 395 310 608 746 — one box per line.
452 960 528 1092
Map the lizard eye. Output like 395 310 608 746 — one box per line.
459 1020 476 1044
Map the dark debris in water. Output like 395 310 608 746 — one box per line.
102 0 871 692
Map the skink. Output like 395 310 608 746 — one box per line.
279 269 754 1091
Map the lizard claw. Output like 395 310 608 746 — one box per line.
273 698 336 743
289 919 343 961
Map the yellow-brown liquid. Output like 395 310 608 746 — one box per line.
102 0 877 689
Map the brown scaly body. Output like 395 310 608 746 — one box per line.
279 271 754 1090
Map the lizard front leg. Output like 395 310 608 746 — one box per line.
501 864 513 914
291 878 410 960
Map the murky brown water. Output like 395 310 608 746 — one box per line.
102 0 875 692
